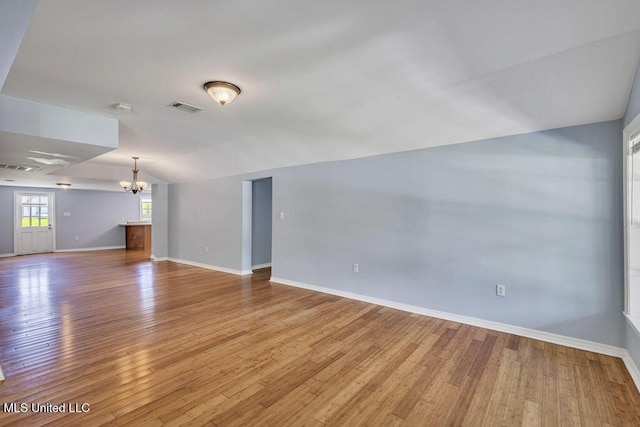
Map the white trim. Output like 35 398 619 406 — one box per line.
241 180 253 273
139 195 152 221
269 276 629 359
0 363 4 381
55 245 125 253
252 263 272 270
623 115 640 316
624 313 640 392
0 253 15 258
151 255 168 262
168 257 252 276
626 313 640 337
621 106 640 393
622 350 640 393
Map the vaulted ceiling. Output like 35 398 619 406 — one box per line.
1 0 640 190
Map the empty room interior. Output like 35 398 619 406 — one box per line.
3 0 640 425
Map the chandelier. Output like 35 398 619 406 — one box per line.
120 156 147 194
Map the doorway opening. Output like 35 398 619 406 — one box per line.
251 178 273 271
241 178 273 274
14 191 55 255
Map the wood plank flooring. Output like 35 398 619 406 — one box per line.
0 250 639 426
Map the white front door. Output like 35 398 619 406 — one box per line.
14 192 55 255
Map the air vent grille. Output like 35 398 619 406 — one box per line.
0 163 38 172
169 101 203 113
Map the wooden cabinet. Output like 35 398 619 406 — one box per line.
125 224 151 252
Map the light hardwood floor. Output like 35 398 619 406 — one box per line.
0 250 639 426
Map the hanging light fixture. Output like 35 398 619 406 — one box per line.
120 156 147 194
204 81 241 106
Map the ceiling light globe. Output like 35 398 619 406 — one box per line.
204 81 241 106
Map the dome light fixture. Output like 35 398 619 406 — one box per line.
203 81 241 106
120 156 147 194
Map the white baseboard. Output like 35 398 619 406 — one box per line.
168 257 252 276
625 313 640 337
151 255 168 262
252 263 272 270
0 253 15 258
55 245 125 253
623 314 640 392
0 363 4 381
270 276 639 392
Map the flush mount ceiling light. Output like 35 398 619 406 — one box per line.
119 156 147 194
56 182 71 189
203 81 241 106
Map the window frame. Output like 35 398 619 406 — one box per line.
140 196 152 221
623 113 640 333
20 195 50 227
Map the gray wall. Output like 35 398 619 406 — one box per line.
152 183 169 259
252 178 272 267
0 187 14 254
0 186 140 253
625 59 640 127
272 120 624 347
168 120 625 347
169 177 244 269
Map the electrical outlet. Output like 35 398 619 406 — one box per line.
74 236 79 241
280 212 285 219
496 284 506 297
353 263 359 273
205 246 209 253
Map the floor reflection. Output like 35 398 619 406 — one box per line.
60 302 73 361
17 263 51 309
136 262 156 311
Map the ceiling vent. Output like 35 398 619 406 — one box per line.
169 101 203 113
0 163 38 172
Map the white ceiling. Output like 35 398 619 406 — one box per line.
1 0 640 189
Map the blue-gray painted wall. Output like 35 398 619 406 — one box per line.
272 120 624 347
151 183 169 259
252 178 272 267
169 177 244 269
0 186 140 253
0 188 13 253
169 120 625 347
